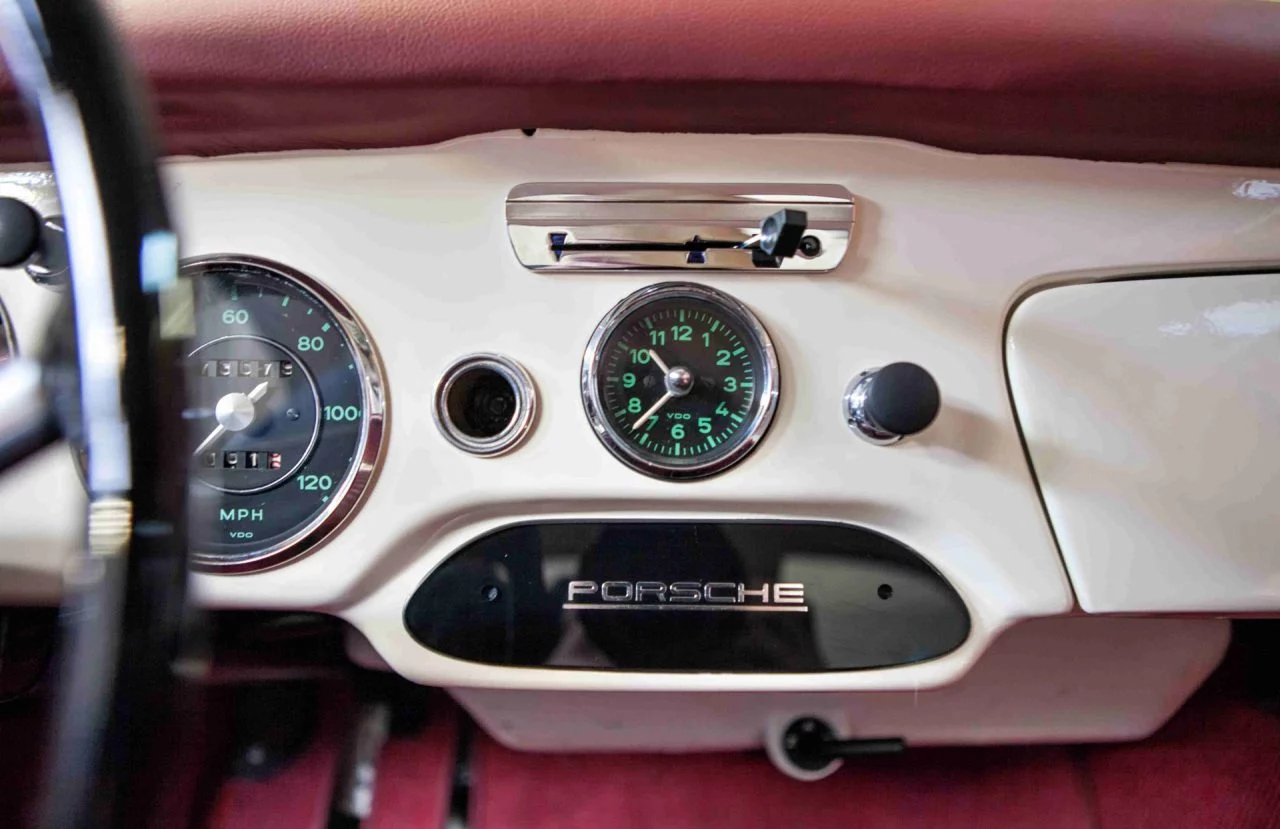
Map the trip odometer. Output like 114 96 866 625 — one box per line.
582 283 779 480
185 256 386 571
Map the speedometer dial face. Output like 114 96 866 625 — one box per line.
582 283 779 480
185 257 386 571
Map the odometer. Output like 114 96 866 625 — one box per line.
582 283 779 479
185 257 386 571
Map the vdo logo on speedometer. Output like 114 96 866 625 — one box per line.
183 257 386 572
581 282 779 480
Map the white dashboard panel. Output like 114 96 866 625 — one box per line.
451 616 1229 751
1008 273 1280 613
1 131 1278 691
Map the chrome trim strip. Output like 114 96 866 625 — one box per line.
182 256 389 574
507 183 854 272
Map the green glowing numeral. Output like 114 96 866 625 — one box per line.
298 336 325 352
715 402 730 416
221 309 249 325
645 415 658 431
671 424 685 440
671 324 692 342
630 349 651 365
698 417 712 435
323 405 361 422
622 372 636 389
716 349 731 366
650 330 666 347
627 397 642 414
297 474 333 492
723 377 738 392
702 332 711 347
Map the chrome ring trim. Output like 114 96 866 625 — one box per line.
581 282 779 480
843 369 902 446
433 353 537 457
181 255 388 574
0 295 13 361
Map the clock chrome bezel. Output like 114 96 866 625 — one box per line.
581 282 779 481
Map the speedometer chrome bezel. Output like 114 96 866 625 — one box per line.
581 282 779 481
183 255 388 574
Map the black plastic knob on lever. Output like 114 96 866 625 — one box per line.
783 717 905 774
0 197 41 267
845 362 941 445
758 208 807 258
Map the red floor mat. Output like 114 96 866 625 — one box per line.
471 739 1094 829
366 697 458 829
202 688 350 829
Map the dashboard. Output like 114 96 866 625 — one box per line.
0 130 1278 740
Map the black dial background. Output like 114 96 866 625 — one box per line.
188 264 366 558
596 295 767 470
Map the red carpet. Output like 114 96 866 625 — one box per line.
472 741 1094 829
202 688 351 829
366 698 458 829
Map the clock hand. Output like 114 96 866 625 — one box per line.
647 349 671 374
632 390 673 431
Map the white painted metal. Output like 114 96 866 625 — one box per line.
451 617 1230 752
1008 273 1280 613
0 131 1277 691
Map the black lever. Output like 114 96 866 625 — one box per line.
783 717 905 772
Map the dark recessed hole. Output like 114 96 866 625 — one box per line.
877 583 894 600
446 367 517 439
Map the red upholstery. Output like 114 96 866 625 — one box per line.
3 0 1279 164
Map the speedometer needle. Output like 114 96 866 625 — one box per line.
193 380 271 457
632 390 673 431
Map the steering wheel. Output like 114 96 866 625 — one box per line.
0 1 191 827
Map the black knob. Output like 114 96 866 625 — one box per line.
758 208 807 258
0 197 41 267
845 362 940 444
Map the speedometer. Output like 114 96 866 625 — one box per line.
582 282 779 480
184 256 386 572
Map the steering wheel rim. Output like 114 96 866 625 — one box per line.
0 1 192 827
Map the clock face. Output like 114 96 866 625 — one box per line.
583 283 779 480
